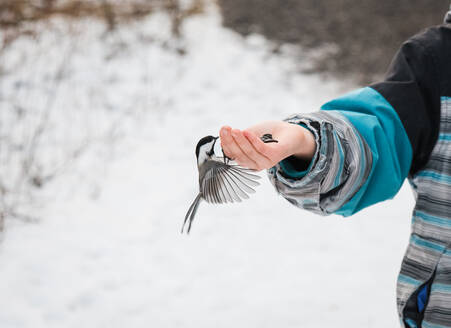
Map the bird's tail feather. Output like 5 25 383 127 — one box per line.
182 193 202 234
187 194 202 234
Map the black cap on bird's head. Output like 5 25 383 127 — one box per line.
195 135 218 159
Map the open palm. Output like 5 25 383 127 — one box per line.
219 121 315 171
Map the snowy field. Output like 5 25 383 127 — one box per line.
0 6 414 328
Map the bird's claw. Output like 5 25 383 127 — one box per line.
221 148 233 164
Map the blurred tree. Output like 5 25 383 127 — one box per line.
0 0 159 28
0 0 207 229
0 0 204 41
218 0 450 84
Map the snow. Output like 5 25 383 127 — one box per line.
0 6 414 328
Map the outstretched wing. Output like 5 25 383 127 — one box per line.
200 161 261 204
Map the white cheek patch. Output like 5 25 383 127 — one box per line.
197 141 216 166
197 151 208 166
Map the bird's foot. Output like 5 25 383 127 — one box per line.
221 149 233 164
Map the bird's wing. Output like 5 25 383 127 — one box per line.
201 161 261 204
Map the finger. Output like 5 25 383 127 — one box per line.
219 126 235 159
227 129 260 169
232 129 272 170
220 127 255 167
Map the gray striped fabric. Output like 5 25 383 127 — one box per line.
267 111 372 215
402 97 451 328
268 99 451 327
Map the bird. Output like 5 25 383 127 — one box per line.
182 133 278 234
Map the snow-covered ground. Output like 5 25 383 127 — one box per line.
0 6 414 328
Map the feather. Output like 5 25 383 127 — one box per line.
182 133 277 233
182 193 202 234
201 160 260 204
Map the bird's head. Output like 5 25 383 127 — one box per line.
195 135 218 166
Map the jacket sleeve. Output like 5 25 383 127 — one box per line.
267 27 441 216
268 87 412 216
371 28 441 174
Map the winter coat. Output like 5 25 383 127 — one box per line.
268 15 451 328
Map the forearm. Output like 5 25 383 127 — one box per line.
288 123 316 160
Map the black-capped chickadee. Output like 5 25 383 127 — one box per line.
182 133 277 234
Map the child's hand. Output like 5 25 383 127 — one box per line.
219 121 316 171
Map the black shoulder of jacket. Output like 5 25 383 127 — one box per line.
371 25 451 175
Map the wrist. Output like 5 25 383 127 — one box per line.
290 124 316 160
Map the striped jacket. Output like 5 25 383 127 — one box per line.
268 16 451 328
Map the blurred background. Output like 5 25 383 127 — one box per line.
0 1 449 327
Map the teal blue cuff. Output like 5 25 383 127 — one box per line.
321 87 412 216
279 123 315 178
280 156 314 178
